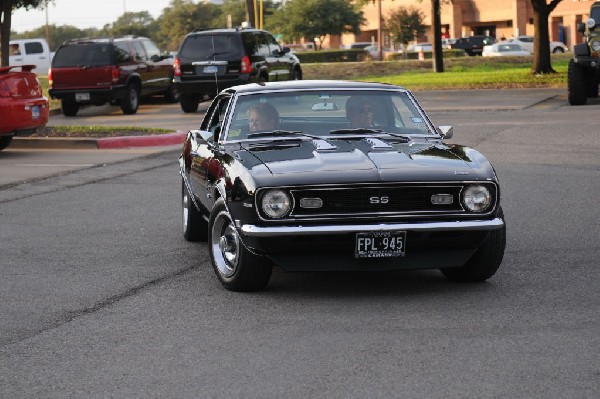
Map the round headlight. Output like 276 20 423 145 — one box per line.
462 185 492 212
592 41 600 52
261 189 291 218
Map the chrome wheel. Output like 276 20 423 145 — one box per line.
182 190 190 234
211 210 239 277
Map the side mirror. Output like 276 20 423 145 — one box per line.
282 47 291 54
577 22 586 33
586 18 597 30
150 54 161 62
438 125 453 139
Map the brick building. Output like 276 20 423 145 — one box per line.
333 0 595 51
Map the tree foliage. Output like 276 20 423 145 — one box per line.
106 11 158 38
385 6 426 48
11 24 102 50
0 0 46 65
276 0 364 50
530 0 563 74
158 0 223 50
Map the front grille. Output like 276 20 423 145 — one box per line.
288 184 466 218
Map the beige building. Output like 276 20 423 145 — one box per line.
333 0 596 50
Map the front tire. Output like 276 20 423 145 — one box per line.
61 99 79 116
0 136 13 151
440 208 506 282
182 179 208 242
180 94 199 113
120 84 140 114
208 198 272 291
568 59 587 106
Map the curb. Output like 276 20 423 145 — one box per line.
12 131 187 150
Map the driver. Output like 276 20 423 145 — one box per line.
247 103 279 132
345 96 374 128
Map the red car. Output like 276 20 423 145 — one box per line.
0 65 49 151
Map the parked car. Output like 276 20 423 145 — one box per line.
8 38 53 75
0 65 49 151
174 28 302 113
508 35 568 54
449 36 496 56
179 80 506 291
364 45 393 60
482 43 531 57
442 38 458 49
407 43 432 52
48 36 177 116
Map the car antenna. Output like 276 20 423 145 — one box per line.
211 36 220 94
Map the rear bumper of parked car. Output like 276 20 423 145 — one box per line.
240 218 504 272
0 97 49 135
175 75 251 95
48 86 128 102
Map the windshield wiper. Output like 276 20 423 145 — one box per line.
329 128 410 142
247 130 304 138
206 51 231 59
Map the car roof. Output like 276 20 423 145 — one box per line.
225 80 406 94
186 28 266 36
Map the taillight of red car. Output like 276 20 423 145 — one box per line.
240 55 252 74
173 57 181 77
111 66 120 83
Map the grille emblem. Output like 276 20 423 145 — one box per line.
369 196 389 204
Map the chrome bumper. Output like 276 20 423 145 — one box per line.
240 218 504 237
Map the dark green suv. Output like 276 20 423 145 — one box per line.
568 1 600 105
173 28 302 113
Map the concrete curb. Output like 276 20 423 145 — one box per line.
12 130 187 150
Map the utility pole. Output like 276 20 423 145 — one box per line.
431 0 444 72
377 0 383 61
45 0 50 48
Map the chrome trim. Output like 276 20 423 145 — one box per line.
240 218 504 237
192 60 228 66
364 137 394 149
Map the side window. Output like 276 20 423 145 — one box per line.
24 42 43 54
113 42 131 64
202 96 231 140
142 39 161 61
265 34 281 56
255 33 271 57
132 41 147 61
242 32 258 56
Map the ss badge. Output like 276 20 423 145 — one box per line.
369 196 389 204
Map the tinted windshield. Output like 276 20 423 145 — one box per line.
53 43 113 67
180 34 243 60
226 90 435 140
591 7 600 23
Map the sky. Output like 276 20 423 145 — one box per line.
11 0 175 33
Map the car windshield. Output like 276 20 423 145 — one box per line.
226 90 435 141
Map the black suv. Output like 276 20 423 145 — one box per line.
49 36 177 116
450 36 496 56
174 28 302 113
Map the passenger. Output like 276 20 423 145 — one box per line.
345 96 374 128
9 44 21 56
247 103 279 132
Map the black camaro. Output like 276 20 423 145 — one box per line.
179 80 506 291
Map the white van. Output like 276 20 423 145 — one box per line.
9 38 53 75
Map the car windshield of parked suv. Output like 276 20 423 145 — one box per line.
226 90 435 140
52 43 114 67
180 34 243 60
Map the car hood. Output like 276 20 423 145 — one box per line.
238 137 492 186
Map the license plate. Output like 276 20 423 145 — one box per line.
355 231 406 258
75 92 90 102
31 105 40 119
203 65 218 74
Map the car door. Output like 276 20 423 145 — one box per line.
191 95 232 211
141 38 171 92
130 40 154 94
265 33 290 81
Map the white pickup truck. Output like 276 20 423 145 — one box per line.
9 38 53 75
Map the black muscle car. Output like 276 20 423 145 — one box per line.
179 80 506 291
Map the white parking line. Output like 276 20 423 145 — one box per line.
15 164 95 167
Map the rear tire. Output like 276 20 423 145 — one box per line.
164 79 180 103
568 59 588 106
182 179 208 242
0 136 13 151
180 94 199 113
61 100 79 116
120 84 140 114
209 198 272 291
552 47 564 53
441 208 506 282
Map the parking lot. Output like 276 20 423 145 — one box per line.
1 88 599 398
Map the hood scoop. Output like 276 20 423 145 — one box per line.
364 137 394 150
311 138 337 152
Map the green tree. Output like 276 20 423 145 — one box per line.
279 0 364 50
159 0 223 50
222 0 248 28
0 0 46 66
10 24 98 50
107 11 156 38
385 6 426 54
530 0 563 74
